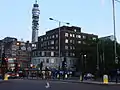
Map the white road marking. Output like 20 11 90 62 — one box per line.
45 81 50 88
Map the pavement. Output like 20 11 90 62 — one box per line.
0 79 120 90
1 77 120 85
23 77 120 85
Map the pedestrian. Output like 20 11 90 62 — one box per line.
45 67 50 88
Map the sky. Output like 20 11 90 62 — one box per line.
0 0 120 42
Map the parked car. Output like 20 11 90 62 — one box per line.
7 72 19 79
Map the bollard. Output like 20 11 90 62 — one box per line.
103 75 108 84
4 74 8 81
65 74 67 79
80 75 82 82
57 74 59 79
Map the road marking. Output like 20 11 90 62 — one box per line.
45 81 50 88
49 81 70 84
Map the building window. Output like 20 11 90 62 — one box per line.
93 37 96 40
41 44 43 47
48 41 50 45
44 37 46 40
76 35 81 38
83 35 86 39
78 41 81 44
46 59 49 63
42 51 45 56
55 40 58 44
41 38 43 41
70 53 73 56
78 35 81 38
70 34 72 37
51 47 54 49
65 46 68 49
51 52 54 56
37 51 40 56
70 40 72 43
32 52 35 56
51 58 55 63
56 34 58 38
47 36 49 40
38 59 40 63
52 35 55 38
83 41 86 44
66 52 69 56
51 40 54 44
73 46 75 50
56 46 58 49
42 59 45 63
44 47 47 49
65 39 68 43
74 29 76 32
70 46 72 49
50 36 52 39
73 53 75 56
65 33 69 37
73 34 75 37
73 40 75 44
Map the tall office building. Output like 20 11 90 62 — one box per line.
32 0 40 43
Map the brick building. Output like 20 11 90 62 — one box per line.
31 26 98 72
0 37 32 71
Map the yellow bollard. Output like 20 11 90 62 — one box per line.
4 74 8 81
103 75 108 84
80 75 82 81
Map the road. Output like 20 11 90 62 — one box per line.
0 79 120 90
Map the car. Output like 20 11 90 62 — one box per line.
84 73 94 80
7 72 19 79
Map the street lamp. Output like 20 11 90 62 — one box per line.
112 0 120 83
49 18 70 68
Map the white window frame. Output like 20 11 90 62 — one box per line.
70 34 72 37
42 51 45 56
83 35 86 39
51 40 54 44
78 41 81 44
65 33 69 37
51 52 54 56
65 46 68 49
52 35 55 38
56 34 58 38
65 39 69 43
78 35 81 38
73 34 75 37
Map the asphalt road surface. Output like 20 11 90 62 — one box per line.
0 79 120 90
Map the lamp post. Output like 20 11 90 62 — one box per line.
49 18 70 69
112 0 120 83
84 54 87 72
